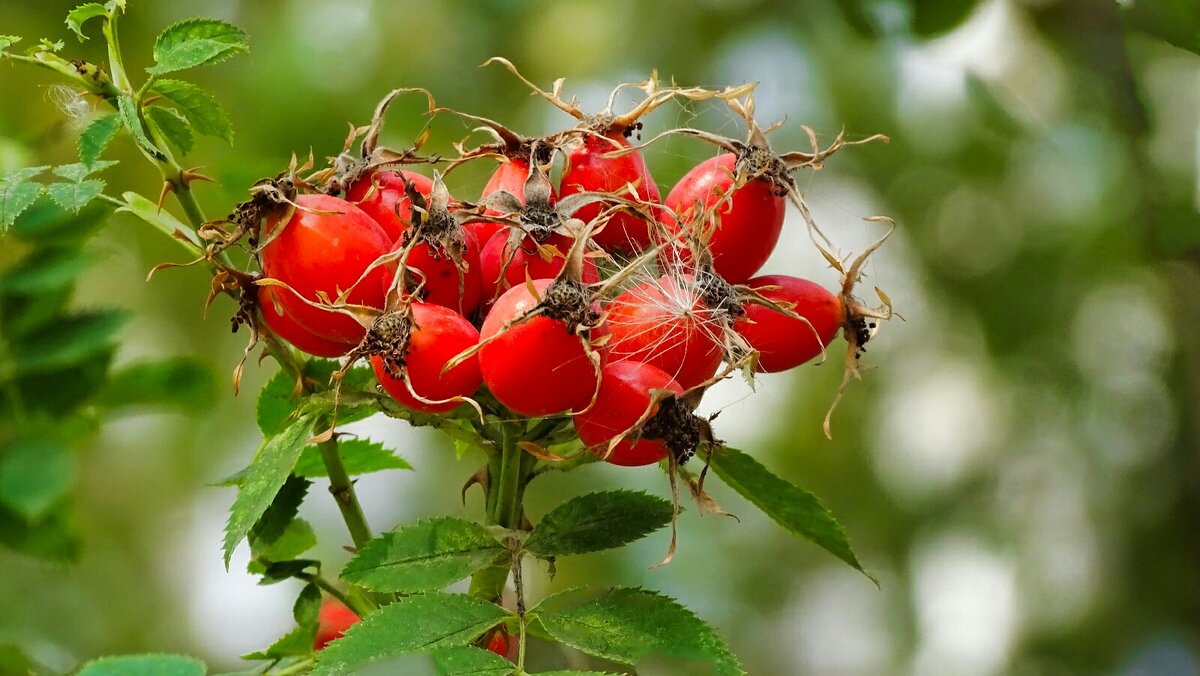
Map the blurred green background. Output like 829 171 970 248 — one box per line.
2 0 1199 674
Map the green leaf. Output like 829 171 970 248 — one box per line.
256 367 305 437
255 361 376 436
115 191 202 249
46 179 105 213
149 80 233 143
51 161 118 183
148 18 247 75
707 446 872 581
533 672 621 676
248 473 308 549
10 310 127 374
65 3 108 41
524 490 673 558
294 438 411 478
246 582 321 658
0 167 47 230
77 654 206 676
221 438 409 487
0 437 76 520
78 114 121 164
98 357 218 412
248 519 316 571
241 626 313 661
312 593 508 675
536 588 742 676
0 36 21 53
341 517 506 593
294 582 322 626
222 415 317 567
116 95 165 160
431 646 513 675
146 105 194 156
0 247 93 295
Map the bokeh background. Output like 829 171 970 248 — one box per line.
2 0 1198 674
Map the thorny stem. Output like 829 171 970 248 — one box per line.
318 435 374 551
469 423 535 603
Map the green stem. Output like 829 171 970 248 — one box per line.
469 424 532 602
296 571 365 617
268 658 314 676
318 436 373 551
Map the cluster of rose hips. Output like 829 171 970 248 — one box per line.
228 60 891 466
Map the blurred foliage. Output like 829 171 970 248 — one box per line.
0 0 1197 674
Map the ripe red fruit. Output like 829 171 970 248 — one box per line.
574 361 683 466
485 630 510 658
603 275 723 389
313 599 359 651
345 170 433 241
479 279 599 417
261 194 392 344
736 275 843 372
257 286 353 358
383 229 483 316
662 153 785 284
372 303 483 414
560 133 660 253
480 231 599 300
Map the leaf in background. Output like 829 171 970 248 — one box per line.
910 0 982 37
0 502 80 562
115 191 202 249
222 416 316 567
10 310 127 374
707 447 873 582
311 593 508 675
0 36 21 53
65 3 109 41
1122 0 1200 56
293 438 411 478
146 105 194 156
14 353 113 416
78 114 121 164
0 437 76 520
0 166 48 230
46 179 105 213
147 18 248 75
536 588 743 676
0 247 93 295
341 517 506 593
9 199 109 243
524 490 673 558
116 96 165 161
150 80 234 143
98 356 218 412
0 645 33 676
77 654 206 676
430 646 513 675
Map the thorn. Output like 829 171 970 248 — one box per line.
157 180 174 212
182 167 218 186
